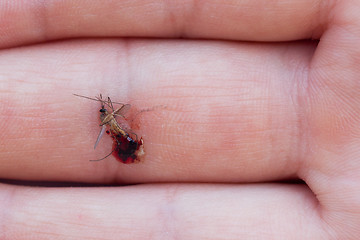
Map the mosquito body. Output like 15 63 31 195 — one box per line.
95 95 132 149
74 94 143 163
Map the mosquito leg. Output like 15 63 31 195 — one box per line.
74 93 126 106
89 148 115 161
90 130 122 161
73 94 102 102
100 96 116 111
107 97 115 112
96 94 107 109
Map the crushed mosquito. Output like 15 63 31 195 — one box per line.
74 94 144 163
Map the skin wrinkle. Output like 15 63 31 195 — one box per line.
305 0 330 40
266 43 315 181
294 44 314 183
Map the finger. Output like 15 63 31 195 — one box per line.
0 39 314 183
0 183 332 240
299 0 360 236
0 0 332 48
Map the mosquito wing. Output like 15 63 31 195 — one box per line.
113 104 131 117
94 125 107 149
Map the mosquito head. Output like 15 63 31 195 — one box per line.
99 107 108 122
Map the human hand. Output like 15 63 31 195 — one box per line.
1 1 360 239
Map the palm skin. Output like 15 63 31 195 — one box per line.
0 1 360 239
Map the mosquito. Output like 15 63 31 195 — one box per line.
74 94 139 161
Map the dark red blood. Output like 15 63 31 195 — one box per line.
110 131 143 164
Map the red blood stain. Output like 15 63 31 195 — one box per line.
109 130 144 164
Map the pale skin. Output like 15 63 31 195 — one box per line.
0 0 360 239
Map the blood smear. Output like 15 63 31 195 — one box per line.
108 130 144 164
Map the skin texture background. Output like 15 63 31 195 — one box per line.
0 0 360 239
